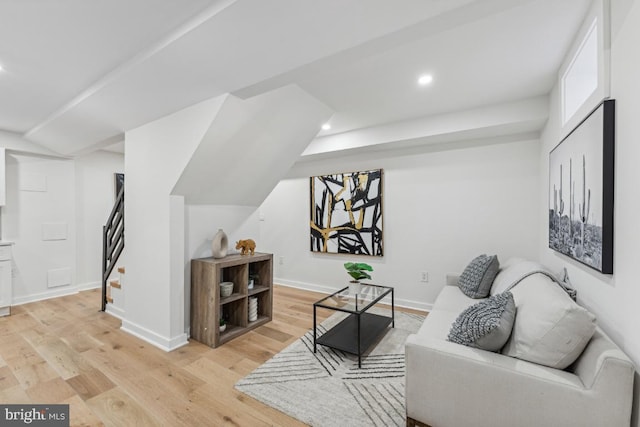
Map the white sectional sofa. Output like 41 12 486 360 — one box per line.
405 259 635 427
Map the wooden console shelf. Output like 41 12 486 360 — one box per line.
190 252 273 348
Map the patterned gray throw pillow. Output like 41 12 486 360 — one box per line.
458 254 499 298
448 291 516 352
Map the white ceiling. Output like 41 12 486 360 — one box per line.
0 0 591 157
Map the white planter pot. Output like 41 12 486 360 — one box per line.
348 281 361 295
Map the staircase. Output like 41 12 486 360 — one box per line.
102 186 124 311
105 266 125 318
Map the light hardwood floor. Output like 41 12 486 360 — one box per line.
0 286 425 426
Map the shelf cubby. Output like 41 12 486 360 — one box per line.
190 252 273 348
248 285 270 297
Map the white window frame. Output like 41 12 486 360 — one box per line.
558 0 610 133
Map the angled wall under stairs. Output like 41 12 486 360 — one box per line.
122 85 332 351
172 85 333 205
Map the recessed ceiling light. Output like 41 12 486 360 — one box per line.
321 123 331 131
418 74 433 86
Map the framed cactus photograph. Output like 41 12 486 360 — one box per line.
548 99 614 274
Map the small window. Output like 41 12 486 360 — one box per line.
561 19 599 125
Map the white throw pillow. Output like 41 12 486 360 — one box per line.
501 273 596 369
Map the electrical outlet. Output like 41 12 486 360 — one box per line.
420 271 429 282
279 256 285 265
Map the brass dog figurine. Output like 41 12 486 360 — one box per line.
235 239 256 255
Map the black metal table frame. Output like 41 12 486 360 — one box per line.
313 284 394 368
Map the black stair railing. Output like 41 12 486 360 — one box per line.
102 186 124 311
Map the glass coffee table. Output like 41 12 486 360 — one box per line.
313 283 394 368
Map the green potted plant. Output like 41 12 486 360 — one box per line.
219 317 226 332
344 262 373 294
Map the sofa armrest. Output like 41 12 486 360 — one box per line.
571 328 635 389
445 274 460 287
405 334 633 427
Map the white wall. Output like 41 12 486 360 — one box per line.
75 150 124 289
124 86 331 349
0 147 123 307
539 0 640 424
186 205 260 260
3 153 76 303
184 205 260 331
173 85 332 204
124 96 223 351
259 138 540 310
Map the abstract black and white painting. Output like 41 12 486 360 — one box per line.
310 169 383 256
549 99 614 274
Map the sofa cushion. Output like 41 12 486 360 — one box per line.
502 274 596 369
447 292 516 352
416 309 460 341
458 254 500 298
432 285 479 314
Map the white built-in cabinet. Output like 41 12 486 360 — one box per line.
0 243 12 316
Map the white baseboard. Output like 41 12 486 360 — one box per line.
12 286 79 306
105 304 125 320
275 278 338 295
274 278 432 312
121 319 189 352
77 281 101 291
397 299 432 312
12 282 103 306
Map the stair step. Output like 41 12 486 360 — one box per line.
117 266 125 274
110 280 121 289
106 296 114 303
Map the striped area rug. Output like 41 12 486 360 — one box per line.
235 309 425 427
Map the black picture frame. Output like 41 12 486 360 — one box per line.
114 173 124 199
548 99 614 274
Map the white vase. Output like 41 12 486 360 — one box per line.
248 297 258 321
212 229 228 259
348 281 361 295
